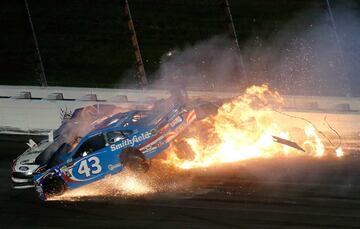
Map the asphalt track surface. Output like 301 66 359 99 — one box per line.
2 134 360 228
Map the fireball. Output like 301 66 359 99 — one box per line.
166 85 342 169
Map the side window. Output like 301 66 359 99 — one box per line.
106 130 133 144
73 134 106 158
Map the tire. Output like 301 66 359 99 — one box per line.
120 148 150 173
173 140 195 160
42 175 65 197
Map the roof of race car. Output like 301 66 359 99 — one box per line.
78 96 185 140
92 110 146 130
86 100 181 136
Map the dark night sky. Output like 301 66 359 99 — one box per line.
1 0 359 95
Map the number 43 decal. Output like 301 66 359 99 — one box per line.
78 156 102 177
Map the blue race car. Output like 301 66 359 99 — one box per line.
33 96 214 200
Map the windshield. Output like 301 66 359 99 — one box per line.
35 136 67 165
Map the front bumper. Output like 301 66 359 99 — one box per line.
11 172 34 189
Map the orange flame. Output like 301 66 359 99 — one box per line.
166 85 343 169
336 147 344 157
304 125 325 157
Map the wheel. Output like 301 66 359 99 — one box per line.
173 140 195 160
120 148 150 173
42 175 66 197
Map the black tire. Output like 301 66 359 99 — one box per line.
120 148 150 173
42 175 66 197
173 140 195 160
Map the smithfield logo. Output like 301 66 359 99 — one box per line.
110 132 152 151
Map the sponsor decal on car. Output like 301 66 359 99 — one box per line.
110 132 152 151
170 116 183 127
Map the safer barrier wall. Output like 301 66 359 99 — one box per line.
0 85 360 136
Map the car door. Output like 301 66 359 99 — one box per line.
65 133 113 189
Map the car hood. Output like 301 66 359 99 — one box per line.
13 140 52 174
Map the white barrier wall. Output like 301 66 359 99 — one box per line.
1 85 360 110
0 85 360 135
0 85 171 102
0 99 95 133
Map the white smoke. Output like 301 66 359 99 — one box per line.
152 36 245 91
243 2 360 96
150 2 360 96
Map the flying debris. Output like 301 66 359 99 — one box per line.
272 136 305 152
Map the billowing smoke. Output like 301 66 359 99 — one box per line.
243 1 360 96
153 36 245 91
151 1 360 96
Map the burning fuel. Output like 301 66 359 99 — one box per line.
166 85 344 169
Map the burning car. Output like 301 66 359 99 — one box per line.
33 96 216 200
11 104 125 189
